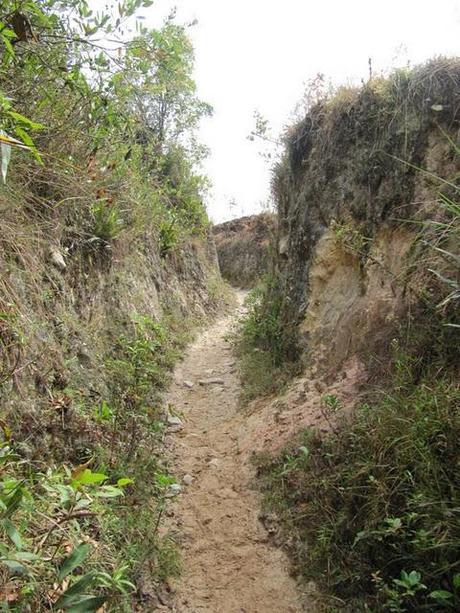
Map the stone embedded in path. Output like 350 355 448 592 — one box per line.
166 483 182 497
183 380 194 388
167 414 183 427
182 474 194 485
198 378 224 386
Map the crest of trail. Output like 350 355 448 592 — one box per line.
165 290 308 613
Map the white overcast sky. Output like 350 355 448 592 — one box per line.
145 0 460 223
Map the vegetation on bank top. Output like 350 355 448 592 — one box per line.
0 1 218 609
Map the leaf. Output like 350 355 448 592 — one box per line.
54 573 95 609
1 558 27 574
453 574 460 589
66 596 107 612
3 486 23 518
71 460 94 481
7 111 44 131
58 543 91 582
429 590 453 600
407 570 421 586
2 519 22 549
116 478 134 487
95 485 124 498
14 127 43 165
72 469 108 488
1 33 14 59
1 138 11 184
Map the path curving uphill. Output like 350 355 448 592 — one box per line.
164 293 306 613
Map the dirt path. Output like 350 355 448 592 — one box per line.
164 293 306 613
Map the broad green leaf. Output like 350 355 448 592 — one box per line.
55 573 95 609
429 590 453 600
7 111 44 131
66 596 107 612
1 558 27 574
72 469 108 487
2 519 22 549
12 551 39 562
58 543 91 582
117 478 134 487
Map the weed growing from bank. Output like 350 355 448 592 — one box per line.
236 278 300 400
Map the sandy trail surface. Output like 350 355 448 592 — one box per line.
164 294 307 613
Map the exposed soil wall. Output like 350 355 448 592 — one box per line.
213 213 276 287
270 58 460 372
0 207 221 459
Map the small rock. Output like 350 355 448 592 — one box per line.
167 414 183 427
50 248 66 270
204 369 214 375
208 458 220 467
225 361 236 367
198 378 224 386
183 380 194 388
166 483 182 497
182 474 194 485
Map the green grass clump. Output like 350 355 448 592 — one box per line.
236 277 300 400
257 366 460 611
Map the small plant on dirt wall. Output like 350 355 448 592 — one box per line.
237 276 300 399
90 200 123 244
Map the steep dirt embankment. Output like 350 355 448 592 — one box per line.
213 213 276 287
0 173 226 607
1 228 221 459
164 295 306 613
270 58 459 375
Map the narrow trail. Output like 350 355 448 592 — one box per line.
164 292 306 613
